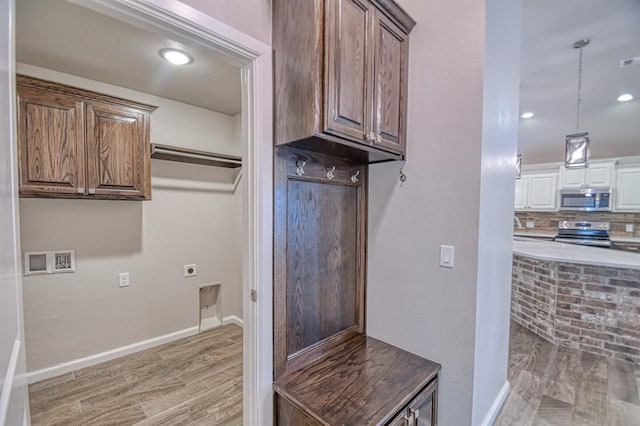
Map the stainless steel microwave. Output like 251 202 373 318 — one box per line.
559 187 612 212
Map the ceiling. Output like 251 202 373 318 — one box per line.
519 0 640 164
15 0 242 115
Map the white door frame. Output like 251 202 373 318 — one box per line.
66 1 274 424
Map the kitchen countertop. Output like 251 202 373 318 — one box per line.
513 238 640 270
513 231 556 238
611 236 640 243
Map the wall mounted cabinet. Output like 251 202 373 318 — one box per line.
515 172 558 211
17 75 157 200
273 0 415 163
614 165 640 212
559 161 615 189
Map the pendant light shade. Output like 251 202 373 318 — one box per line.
565 39 590 168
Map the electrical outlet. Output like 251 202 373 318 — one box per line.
439 245 455 268
119 272 130 288
526 221 535 229
626 224 635 233
184 264 197 277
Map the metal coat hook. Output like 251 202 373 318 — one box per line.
351 170 360 183
296 160 306 176
399 168 407 186
326 165 336 180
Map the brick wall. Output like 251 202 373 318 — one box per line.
514 211 640 238
511 255 640 364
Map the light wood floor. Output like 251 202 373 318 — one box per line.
496 321 640 425
29 324 243 426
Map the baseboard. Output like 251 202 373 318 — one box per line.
0 338 21 422
480 380 510 426
223 315 244 327
26 326 199 384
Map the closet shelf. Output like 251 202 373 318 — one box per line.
150 143 242 168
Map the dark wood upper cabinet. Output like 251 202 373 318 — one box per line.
17 75 156 200
273 0 415 163
86 101 150 199
372 9 408 154
324 0 373 143
17 86 85 196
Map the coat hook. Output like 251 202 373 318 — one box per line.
399 168 407 186
296 160 306 176
326 165 336 180
351 170 360 183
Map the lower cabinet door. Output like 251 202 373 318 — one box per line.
387 379 438 426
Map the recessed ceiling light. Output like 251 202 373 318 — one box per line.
159 48 193 65
521 112 534 119
617 93 633 102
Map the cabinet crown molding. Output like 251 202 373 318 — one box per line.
17 74 158 113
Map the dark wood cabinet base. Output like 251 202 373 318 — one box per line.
274 335 440 426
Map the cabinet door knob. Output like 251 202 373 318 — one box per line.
88 188 96 195
77 187 84 194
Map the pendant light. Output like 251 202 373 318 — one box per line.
565 39 590 169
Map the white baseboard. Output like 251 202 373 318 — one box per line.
0 338 21 423
28 316 245 385
480 380 510 426
223 315 243 327
26 326 199 384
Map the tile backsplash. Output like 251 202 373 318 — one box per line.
514 211 640 238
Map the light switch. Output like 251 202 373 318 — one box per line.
119 272 130 288
440 245 455 268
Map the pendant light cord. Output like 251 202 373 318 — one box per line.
576 45 583 133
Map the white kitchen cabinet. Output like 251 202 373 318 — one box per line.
514 178 528 209
614 166 640 211
514 172 558 211
559 161 615 188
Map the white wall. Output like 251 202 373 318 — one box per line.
180 0 271 44
367 0 520 424
18 65 244 372
472 0 521 423
0 0 29 423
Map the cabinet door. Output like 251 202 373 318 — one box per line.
615 167 640 211
514 177 528 210
559 167 585 188
324 0 372 143
387 381 437 426
371 10 408 154
86 101 150 199
587 163 613 187
17 87 85 196
528 173 557 210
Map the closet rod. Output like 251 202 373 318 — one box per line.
151 143 242 168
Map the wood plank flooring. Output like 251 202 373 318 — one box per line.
29 324 242 426
496 321 640 425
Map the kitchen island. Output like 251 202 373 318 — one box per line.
511 239 640 364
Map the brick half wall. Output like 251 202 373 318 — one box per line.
511 254 640 364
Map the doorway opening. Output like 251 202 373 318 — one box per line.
12 0 272 424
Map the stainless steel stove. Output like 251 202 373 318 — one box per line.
555 221 611 248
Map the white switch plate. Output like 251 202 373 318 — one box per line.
119 272 130 288
184 264 197 277
526 221 535 228
626 224 635 233
440 245 455 268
